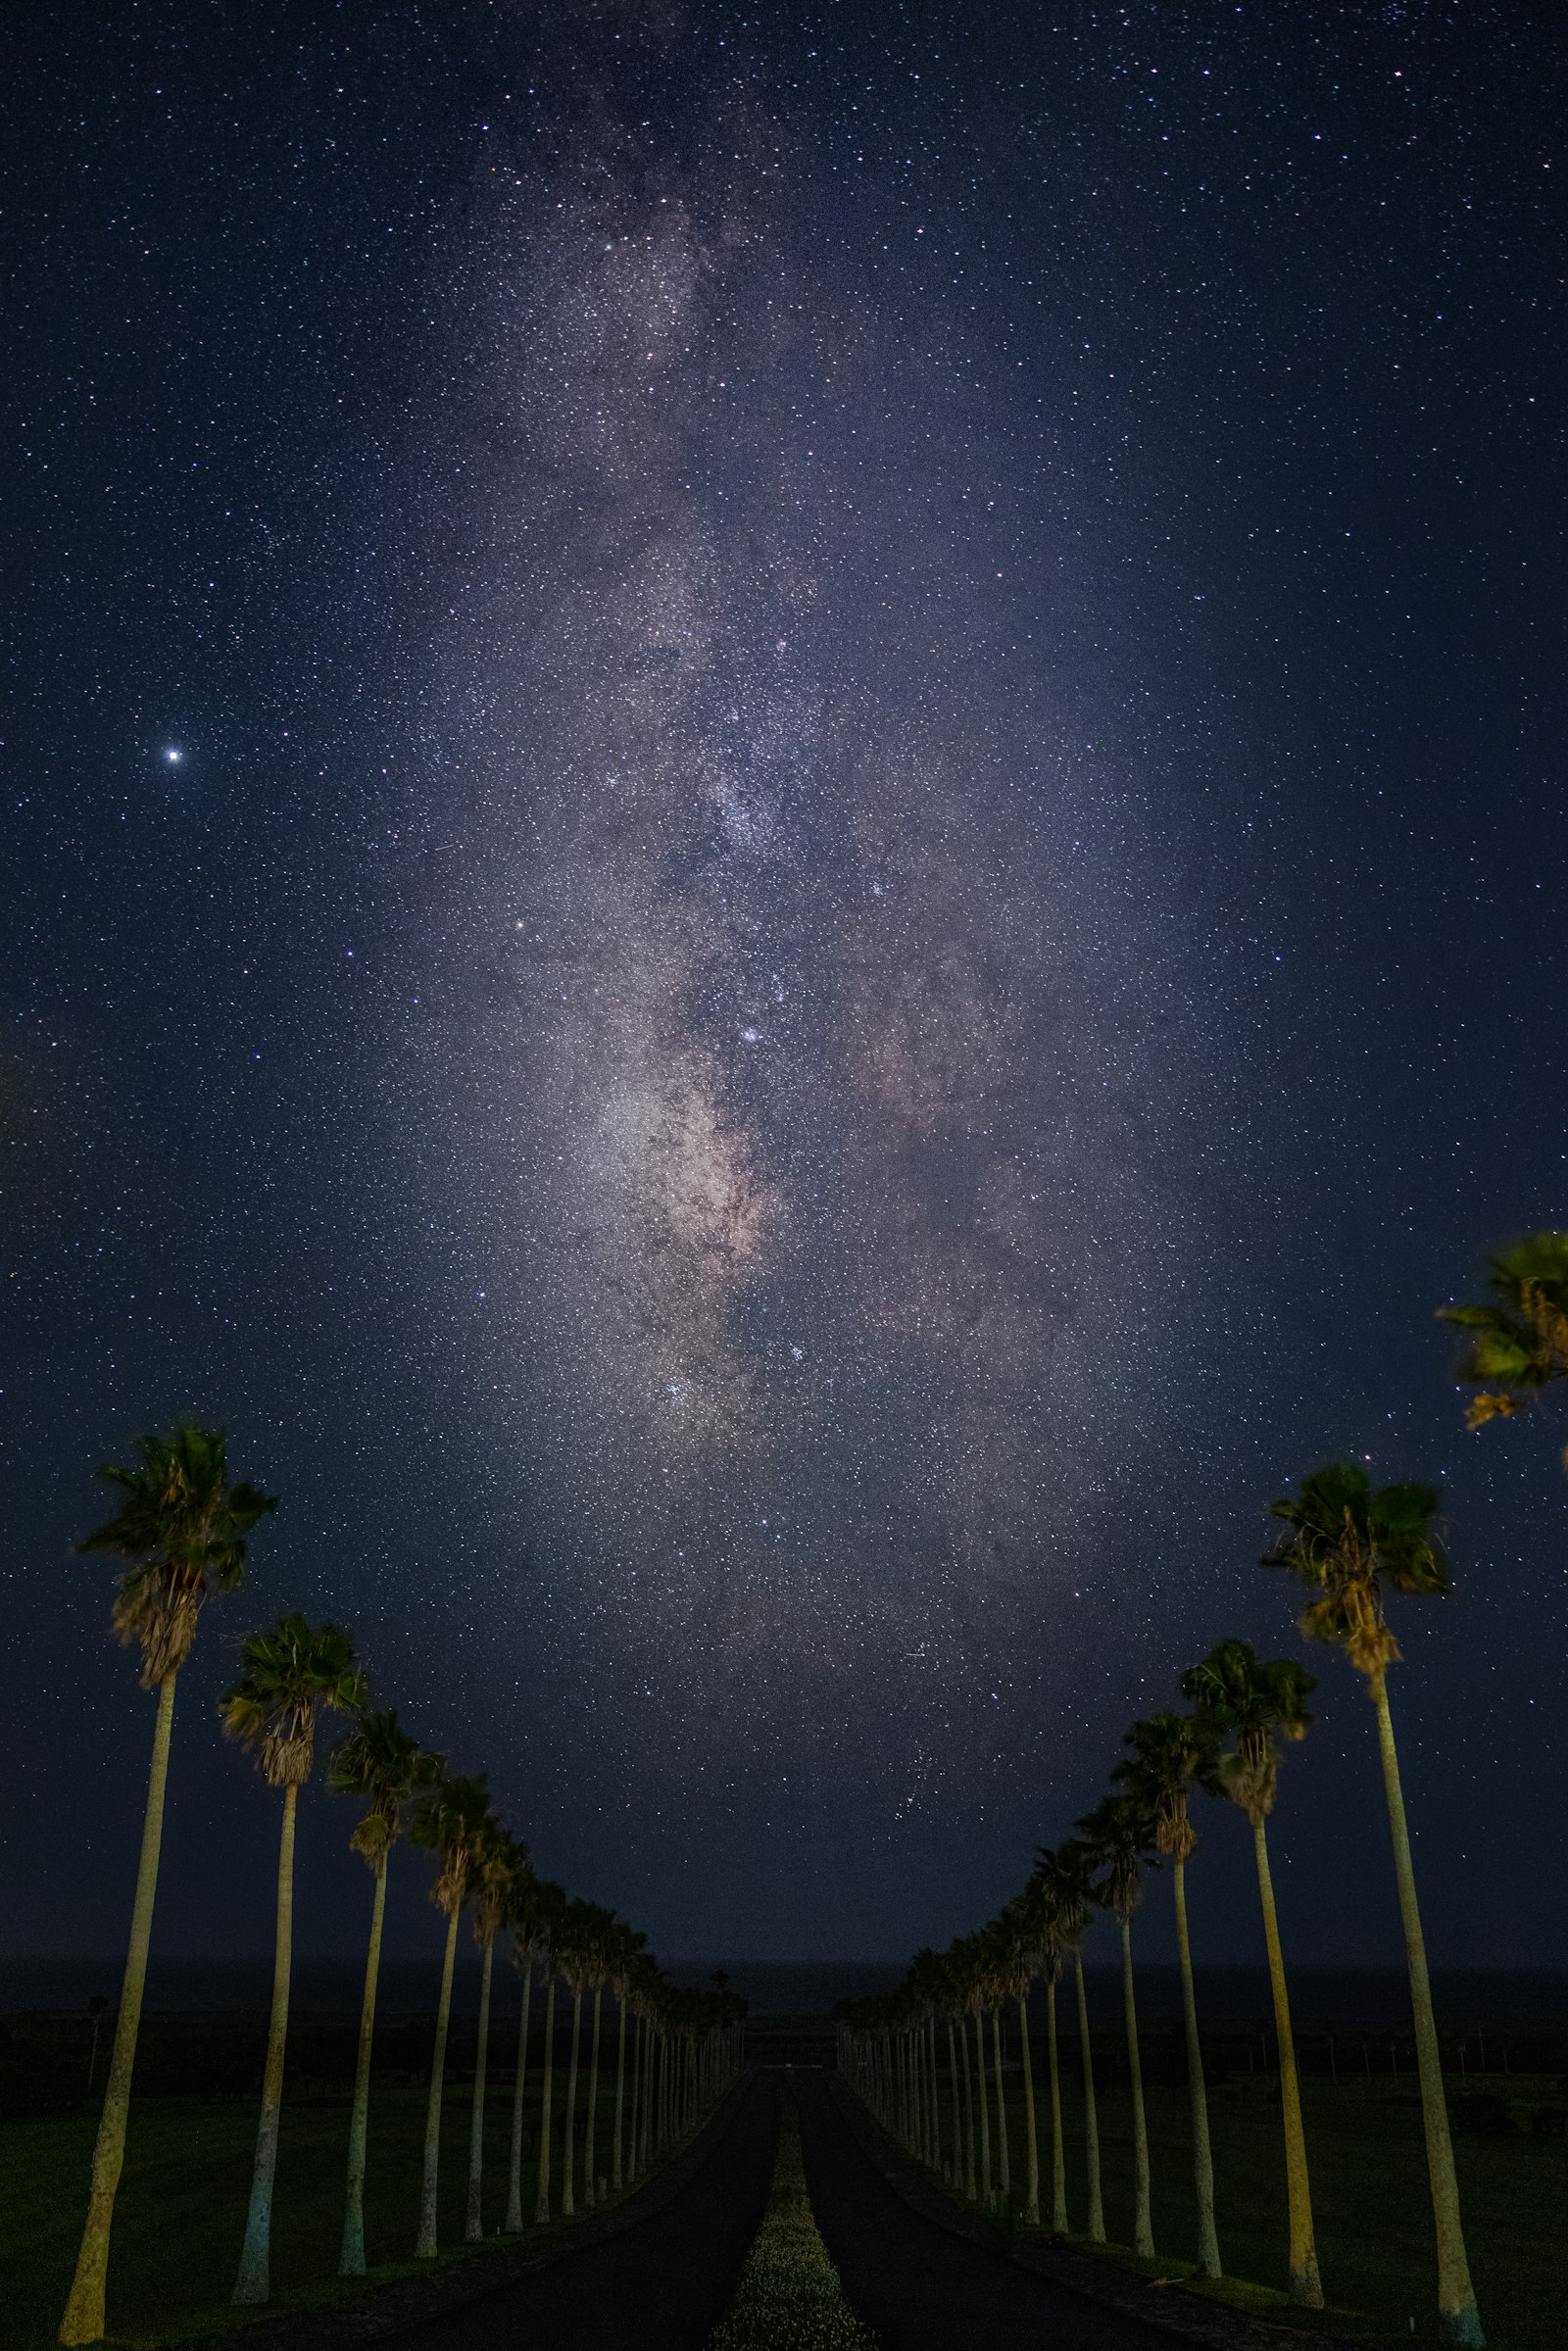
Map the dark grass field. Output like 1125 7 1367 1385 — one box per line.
1 2074 645 2351
924 2068 1564 2351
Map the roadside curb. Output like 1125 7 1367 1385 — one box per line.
172 2071 758 2351
826 2078 1362 2351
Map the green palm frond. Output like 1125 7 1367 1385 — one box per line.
410 1773 493 1916
1075 1791 1161 1918
327 1707 440 1867
1179 1640 1315 1822
1264 1461 1449 1679
1439 1232 1568 1443
1112 1711 1222 1861
78 1424 276 1685
220 1613 366 1788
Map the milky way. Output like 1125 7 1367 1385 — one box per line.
389 40 1240 1872
11 2 1564 1970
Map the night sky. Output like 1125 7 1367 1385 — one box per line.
5 3 1566 1984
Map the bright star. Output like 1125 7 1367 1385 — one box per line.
164 748 183 763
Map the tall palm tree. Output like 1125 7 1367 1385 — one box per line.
221 1616 367 2303
579 1907 621 2208
609 1922 648 2192
1266 1463 1484 2348
327 1709 442 2276
1033 1845 1102 2242
1010 1876 1068 2233
409 1774 494 2258
1114 1711 1224 2279
59 1427 275 2347
1182 1640 1322 2307
505 1873 562 2232
466 1823 528 2243
1077 1793 1159 2260
1439 1230 1568 1464
555 1898 607 2218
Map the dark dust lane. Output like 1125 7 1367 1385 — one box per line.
794 2072 1173 2351
398 2077 776 2351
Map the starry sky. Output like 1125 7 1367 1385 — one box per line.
5 3 1566 1983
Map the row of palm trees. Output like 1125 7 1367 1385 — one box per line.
839 1460 1496 2347
836 1229 1568 2351
57 1425 746 2346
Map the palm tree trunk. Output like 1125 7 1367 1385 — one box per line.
1173 1856 1221 2279
612 1992 628 2189
1121 1915 1154 2259
956 2009 976 2196
505 1959 533 2231
233 1783 299 2303
532 1978 557 2223
1074 1951 1104 2243
973 2012 993 2203
1372 1676 1483 2348
465 1935 494 2242
416 1903 461 2258
1018 1991 1041 2227
991 2010 1011 2200
338 1853 387 2276
1251 1816 1322 2305
584 1986 604 2207
945 2019 961 2184
59 1669 177 2347
628 2012 644 2179
562 1986 583 2217
1047 1975 1068 2234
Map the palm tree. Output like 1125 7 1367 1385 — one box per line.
580 1908 622 2208
1033 1845 1103 2242
59 1427 275 2347
1010 1876 1068 2233
609 1922 648 2191
221 1617 366 2302
1114 1711 1224 2279
1077 1792 1159 2260
987 1915 1040 2226
466 1823 528 2243
533 1936 563 2222
1181 1641 1322 2306
1266 1463 1484 2348
409 1774 494 2258
327 1709 442 2276
505 1874 562 2231
555 1898 607 2218
1439 1231 1568 1464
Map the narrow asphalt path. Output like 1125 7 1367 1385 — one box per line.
793 2070 1177 2351
396 2077 777 2351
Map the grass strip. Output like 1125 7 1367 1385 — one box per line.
707 2100 877 2351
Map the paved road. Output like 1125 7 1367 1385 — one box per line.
400 2076 776 2351
793 2070 1176 2351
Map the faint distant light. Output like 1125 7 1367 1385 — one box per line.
740 1025 761 1043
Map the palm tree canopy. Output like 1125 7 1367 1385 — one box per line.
1112 1711 1223 1861
1439 1230 1568 1445
220 1615 367 1788
78 1424 277 1686
327 1708 442 1868
1180 1639 1315 1823
1075 1792 1161 1919
1263 1460 1449 1680
509 1874 567 1969
409 1773 494 1916
471 1823 531 1947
